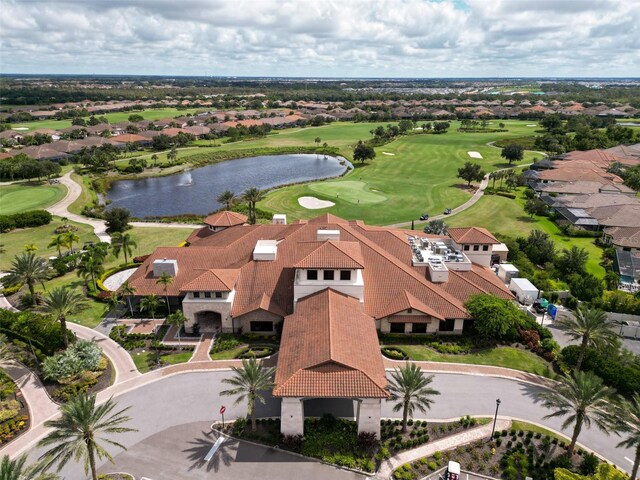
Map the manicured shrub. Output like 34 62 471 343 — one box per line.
42 340 102 382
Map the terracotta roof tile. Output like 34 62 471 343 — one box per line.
294 241 364 269
203 211 247 227
447 227 500 244
179 269 239 292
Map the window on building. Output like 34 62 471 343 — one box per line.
307 269 318 280
340 270 351 281
193 292 200 298
482 245 489 251
204 292 211 298
473 245 479 251
412 323 427 334
439 319 456 332
463 245 470 251
623 247 631 252
323 270 335 281
215 292 223 298
250 321 273 332
390 323 405 333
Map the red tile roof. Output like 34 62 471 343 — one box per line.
179 269 239 292
294 241 364 269
203 211 247 227
447 227 500 244
273 289 388 398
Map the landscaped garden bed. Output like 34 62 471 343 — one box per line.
209 333 279 360
109 324 195 373
394 426 602 480
0 371 29 445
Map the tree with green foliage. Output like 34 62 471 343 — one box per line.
128 114 144 123
567 274 604 302
104 207 131 234
151 153 158 167
37 393 137 480
0 453 60 480
465 294 526 340
521 230 556 265
398 119 415 133
554 463 629 480
538 371 616 454
457 161 485 187
167 310 187 345
242 187 264 225
221 357 275 431
621 164 640 192
139 294 163 319
76 255 104 291
155 272 173 314
540 114 563 133
433 122 450 134
556 246 589 277
110 232 137 265
61 232 80 253
501 144 524 165
353 140 376 163
0 334 17 369
524 198 548 218
613 393 640 479
217 190 236 210
167 145 178 165
39 287 88 348
48 235 67 257
119 281 136 317
4 252 50 299
387 363 440 433
423 219 447 235
554 306 618 372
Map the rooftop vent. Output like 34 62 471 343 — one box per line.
272 214 287 225
253 240 278 261
153 258 178 277
317 229 340 242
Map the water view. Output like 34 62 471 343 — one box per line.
106 153 348 218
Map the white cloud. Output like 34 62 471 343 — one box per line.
0 0 637 77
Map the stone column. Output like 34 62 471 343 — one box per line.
356 398 381 439
280 397 304 436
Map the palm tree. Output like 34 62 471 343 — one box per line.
242 187 264 225
155 272 173 314
5 252 50 299
151 154 158 167
614 393 640 479
0 334 17 368
167 145 178 165
119 281 136 317
167 310 187 345
37 393 137 480
554 305 618 371
48 235 67 257
24 244 38 253
0 453 60 480
537 370 617 453
111 232 137 265
39 287 88 348
139 294 163 319
387 363 440 433
62 232 80 253
221 357 275 431
76 256 104 291
216 190 236 210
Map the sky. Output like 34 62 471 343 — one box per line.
1 0 638 78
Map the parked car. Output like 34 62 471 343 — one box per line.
419 213 429 221
446 461 460 480
443 208 452 215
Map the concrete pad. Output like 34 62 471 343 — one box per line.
103 267 138 291
298 196 335 209
467 151 483 159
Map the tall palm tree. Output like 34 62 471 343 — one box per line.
39 287 88 348
155 272 173 314
119 281 136 317
48 235 67 257
242 187 264 225
0 453 60 480
76 256 104 292
167 145 178 165
216 190 236 210
5 252 50 299
111 232 137 265
61 232 80 253
387 363 440 433
537 370 617 453
37 393 137 480
221 357 275 431
0 334 17 368
554 305 618 371
166 310 187 345
139 294 163 319
614 393 640 479
151 153 158 167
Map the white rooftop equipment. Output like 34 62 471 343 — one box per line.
317 229 340 242
153 258 178 277
497 263 520 283
509 277 539 305
272 214 287 225
253 240 278 261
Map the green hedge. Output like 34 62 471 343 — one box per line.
0 209 52 233
381 347 409 360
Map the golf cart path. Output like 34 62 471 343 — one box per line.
46 172 199 244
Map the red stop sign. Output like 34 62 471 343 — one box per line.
220 406 226 414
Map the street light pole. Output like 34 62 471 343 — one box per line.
491 398 501 439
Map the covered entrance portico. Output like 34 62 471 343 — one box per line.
194 311 222 333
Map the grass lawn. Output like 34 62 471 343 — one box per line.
68 173 98 215
439 190 606 278
0 183 66 215
160 352 193 365
257 120 542 225
132 351 153 373
393 344 554 377
210 347 246 360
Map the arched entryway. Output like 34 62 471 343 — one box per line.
195 311 222 333
303 398 356 420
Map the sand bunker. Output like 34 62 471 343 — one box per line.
298 196 336 209
467 151 483 159
526 124 537 127
382 152 395 156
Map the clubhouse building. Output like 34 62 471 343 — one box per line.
126 212 512 437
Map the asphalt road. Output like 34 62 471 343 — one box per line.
24 372 635 479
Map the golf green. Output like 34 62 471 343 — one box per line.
309 181 387 205
0 183 66 215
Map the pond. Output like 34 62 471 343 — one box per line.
106 153 349 218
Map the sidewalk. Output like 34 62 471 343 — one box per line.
3 363 59 428
376 419 512 479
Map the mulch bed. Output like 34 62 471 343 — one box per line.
0 383 30 446
42 356 115 404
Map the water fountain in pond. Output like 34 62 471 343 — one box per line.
178 169 193 186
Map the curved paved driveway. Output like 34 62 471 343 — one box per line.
19 372 634 479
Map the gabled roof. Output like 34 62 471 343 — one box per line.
294 241 364 269
273 289 388 398
383 291 445 320
203 210 247 227
179 269 239 292
307 213 349 224
447 227 499 245
233 292 287 318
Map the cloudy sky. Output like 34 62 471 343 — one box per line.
1 0 638 77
